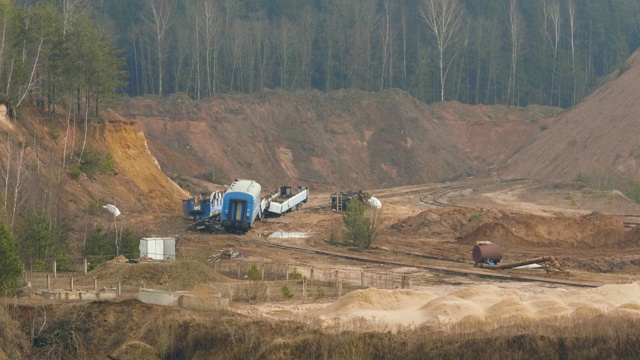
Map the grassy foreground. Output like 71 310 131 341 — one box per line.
2 300 640 359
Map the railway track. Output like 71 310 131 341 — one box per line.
417 178 640 227
254 240 599 288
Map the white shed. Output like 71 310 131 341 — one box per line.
139 237 176 261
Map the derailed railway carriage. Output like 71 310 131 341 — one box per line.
221 179 263 231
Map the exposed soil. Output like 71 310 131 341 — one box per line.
4 49 640 359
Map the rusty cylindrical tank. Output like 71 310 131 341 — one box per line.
472 243 502 264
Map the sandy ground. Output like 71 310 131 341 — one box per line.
217 180 640 332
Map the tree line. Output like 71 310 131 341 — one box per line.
100 0 638 108
2 0 639 110
0 1 126 117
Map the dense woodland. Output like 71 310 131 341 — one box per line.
6 0 640 110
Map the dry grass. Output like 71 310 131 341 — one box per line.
3 298 640 359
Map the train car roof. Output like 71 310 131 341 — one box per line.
227 179 261 197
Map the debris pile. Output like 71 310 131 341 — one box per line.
188 214 224 233
207 248 245 262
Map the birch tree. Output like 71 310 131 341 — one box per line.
542 0 561 105
10 141 25 230
201 1 221 97
142 0 171 96
419 0 465 102
59 0 88 35
567 0 576 105
379 0 391 90
507 0 523 106
1 135 10 220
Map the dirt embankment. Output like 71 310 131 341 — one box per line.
503 48 640 181
113 90 560 191
101 118 189 214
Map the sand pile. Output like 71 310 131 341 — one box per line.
309 282 640 331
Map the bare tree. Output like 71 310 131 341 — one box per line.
542 0 561 105
419 0 465 102
10 141 26 230
59 0 89 35
401 4 408 90
15 36 43 108
380 0 391 91
567 0 577 105
142 0 172 96
507 0 523 106
0 135 10 220
297 8 316 89
200 1 222 97
0 9 9 83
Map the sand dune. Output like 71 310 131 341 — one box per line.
308 282 640 331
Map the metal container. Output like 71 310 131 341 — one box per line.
472 243 502 264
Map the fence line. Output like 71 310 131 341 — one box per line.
19 257 417 303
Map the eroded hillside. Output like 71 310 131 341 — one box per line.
112 89 560 191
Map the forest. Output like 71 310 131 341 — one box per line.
0 0 638 111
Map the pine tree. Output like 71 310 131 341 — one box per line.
0 221 22 296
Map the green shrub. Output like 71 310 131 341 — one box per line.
289 267 303 280
342 198 380 249
246 263 261 281
281 285 293 298
69 165 82 180
467 212 484 222
77 149 116 178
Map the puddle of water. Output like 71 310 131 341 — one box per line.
268 231 309 239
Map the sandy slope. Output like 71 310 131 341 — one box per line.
296 282 640 332
503 49 640 181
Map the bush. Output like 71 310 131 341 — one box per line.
0 222 22 295
69 165 83 180
246 264 261 281
467 212 484 222
289 267 303 280
281 285 293 298
342 198 380 249
76 148 116 179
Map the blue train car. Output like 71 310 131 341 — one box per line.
221 179 263 231
182 191 223 220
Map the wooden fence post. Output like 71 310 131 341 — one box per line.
303 278 307 298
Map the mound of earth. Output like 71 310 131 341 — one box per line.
458 211 631 249
307 283 640 331
502 48 640 181
109 341 160 360
388 205 633 250
88 260 231 290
